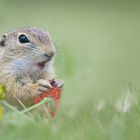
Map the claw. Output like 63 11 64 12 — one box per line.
55 80 64 88
37 79 52 89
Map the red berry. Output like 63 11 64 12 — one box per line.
34 96 40 104
33 79 63 117
34 87 62 104
50 79 56 87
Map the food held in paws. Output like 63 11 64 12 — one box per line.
34 79 63 116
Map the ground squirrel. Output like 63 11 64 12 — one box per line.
0 27 64 109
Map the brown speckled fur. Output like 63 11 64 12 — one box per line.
0 27 56 109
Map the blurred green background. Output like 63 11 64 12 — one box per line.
0 0 140 105
0 0 140 139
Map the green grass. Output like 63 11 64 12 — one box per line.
0 0 140 139
1 83 140 140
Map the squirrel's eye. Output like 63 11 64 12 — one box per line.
19 34 30 43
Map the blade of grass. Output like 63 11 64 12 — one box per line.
20 98 55 114
1 100 21 115
13 95 33 118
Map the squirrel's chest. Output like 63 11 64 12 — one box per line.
16 74 42 86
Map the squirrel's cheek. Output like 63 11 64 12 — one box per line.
10 59 30 74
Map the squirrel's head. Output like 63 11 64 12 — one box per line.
0 27 56 76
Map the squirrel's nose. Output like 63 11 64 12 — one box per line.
44 52 54 58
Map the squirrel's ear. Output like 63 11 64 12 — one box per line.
0 35 6 47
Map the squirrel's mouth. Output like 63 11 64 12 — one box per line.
36 60 48 70
35 54 53 71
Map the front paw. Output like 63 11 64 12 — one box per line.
35 79 64 95
50 79 64 88
36 79 52 95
